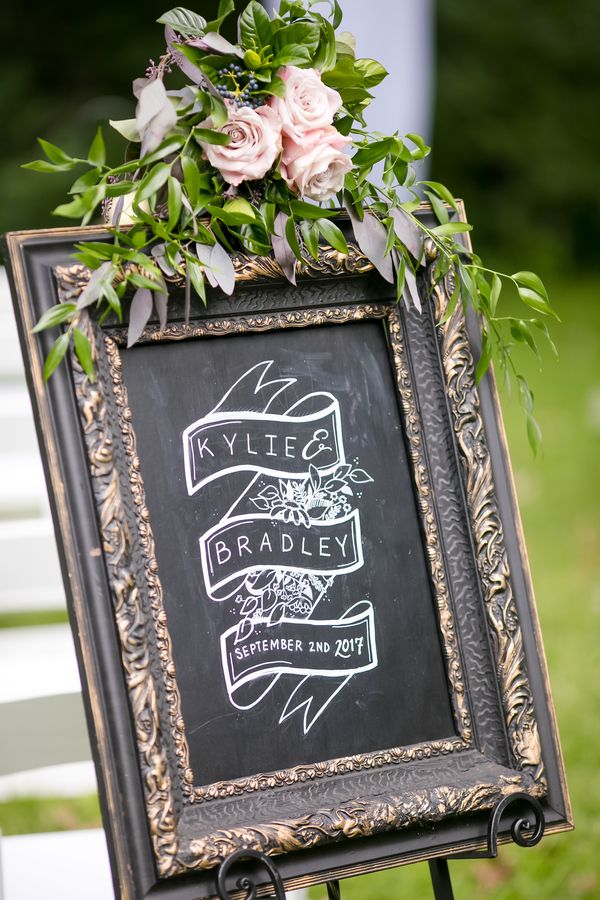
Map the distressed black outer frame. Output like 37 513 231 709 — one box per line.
3 209 571 900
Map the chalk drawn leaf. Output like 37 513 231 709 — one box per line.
336 463 352 479
239 596 259 616
324 478 346 493
246 570 277 592
235 617 254 644
341 485 354 496
267 603 286 626
258 484 279 501
350 468 374 484
250 496 270 511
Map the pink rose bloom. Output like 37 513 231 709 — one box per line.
270 66 343 142
281 126 353 202
197 104 282 186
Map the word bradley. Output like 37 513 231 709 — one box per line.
201 511 362 594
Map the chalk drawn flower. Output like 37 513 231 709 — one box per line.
251 480 311 527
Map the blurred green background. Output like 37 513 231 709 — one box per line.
1 1 599 898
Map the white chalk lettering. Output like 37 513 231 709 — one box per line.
223 432 237 455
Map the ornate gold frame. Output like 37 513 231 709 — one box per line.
61 256 544 878
4 220 570 897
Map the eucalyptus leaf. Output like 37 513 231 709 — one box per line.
271 212 296 285
127 288 153 348
390 207 423 260
347 207 394 284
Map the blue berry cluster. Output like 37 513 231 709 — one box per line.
216 63 262 109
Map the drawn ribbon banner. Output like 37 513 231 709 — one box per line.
221 603 377 699
183 392 345 494
200 511 363 599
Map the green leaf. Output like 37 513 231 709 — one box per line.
109 118 140 142
239 1 272 49
167 176 182 231
38 138 75 166
68 168 102 194
431 221 472 237
140 135 185 166
354 58 388 88
205 0 235 31
157 7 206 36
489 274 502 316
321 58 364 89
273 45 312 67
208 93 228 128
300 220 319 260
129 271 166 292
73 327 95 380
531 318 559 359
187 256 207 304
194 127 231 146
182 156 201 207
526 413 542 456
475 328 493 384
405 132 430 160
87 127 106 168
22 159 75 174
420 180 459 213
134 162 171 204
43 332 70 381
31 303 77 334
510 319 540 359
274 22 320 56
352 138 395 169
105 180 136 198
316 218 348 255
512 270 549 301
424 190 449 226
285 216 303 261
289 200 337 220
208 198 256 226
52 196 89 219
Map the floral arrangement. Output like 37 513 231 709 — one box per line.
25 0 558 451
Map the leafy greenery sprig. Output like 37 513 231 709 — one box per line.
24 0 558 452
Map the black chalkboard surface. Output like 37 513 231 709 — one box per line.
121 320 455 786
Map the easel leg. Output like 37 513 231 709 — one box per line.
326 880 341 900
428 859 455 900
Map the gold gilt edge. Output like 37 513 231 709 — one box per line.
430 261 546 788
100 301 473 804
54 242 373 300
180 774 540 872
69 318 180 877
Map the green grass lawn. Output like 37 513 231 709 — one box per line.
1 277 598 899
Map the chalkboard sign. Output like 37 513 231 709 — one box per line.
4 220 571 900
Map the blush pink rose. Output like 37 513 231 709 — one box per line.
197 104 282 186
281 126 353 202
269 66 343 142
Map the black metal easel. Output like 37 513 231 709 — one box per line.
215 792 545 900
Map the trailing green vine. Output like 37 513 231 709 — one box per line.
24 0 558 452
